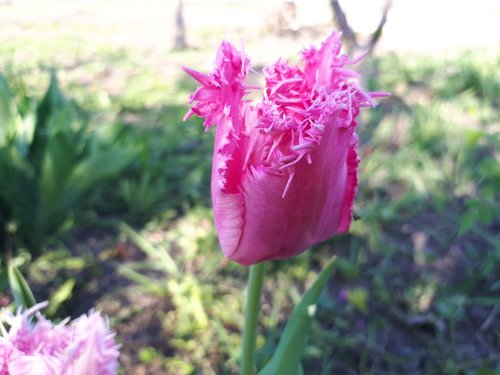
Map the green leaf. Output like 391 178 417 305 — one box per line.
0 72 137 254
7 263 36 309
38 131 78 235
40 147 136 235
258 258 337 375
346 287 369 313
0 74 16 146
119 221 178 275
47 278 75 316
138 347 160 363
29 71 64 179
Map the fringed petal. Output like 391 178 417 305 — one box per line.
184 32 388 265
337 134 360 233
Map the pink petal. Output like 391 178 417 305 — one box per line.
184 32 388 265
0 304 119 375
8 354 60 375
337 134 359 232
62 312 119 375
219 113 356 265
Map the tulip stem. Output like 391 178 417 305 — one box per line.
241 261 266 375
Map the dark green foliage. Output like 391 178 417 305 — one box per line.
0 73 137 256
91 106 212 224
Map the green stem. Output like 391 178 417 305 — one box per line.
240 261 266 375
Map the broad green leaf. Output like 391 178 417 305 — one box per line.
40 147 136 235
7 263 36 309
66 148 136 195
39 131 77 227
258 258 337 375
29 71 64 179
0 74 16 146
21 72 64 250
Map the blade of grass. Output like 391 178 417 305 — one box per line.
119 222 178 276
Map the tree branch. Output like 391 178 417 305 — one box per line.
329 0 393 54
329 0 358 48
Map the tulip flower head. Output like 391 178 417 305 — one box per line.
0 302 120 375
184 32 388 265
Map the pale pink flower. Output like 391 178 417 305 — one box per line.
0 302 119 375
184 32 388 265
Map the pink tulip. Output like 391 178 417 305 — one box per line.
0 302 119 375
184 32 388 265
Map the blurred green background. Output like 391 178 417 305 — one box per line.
0 0 498 374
